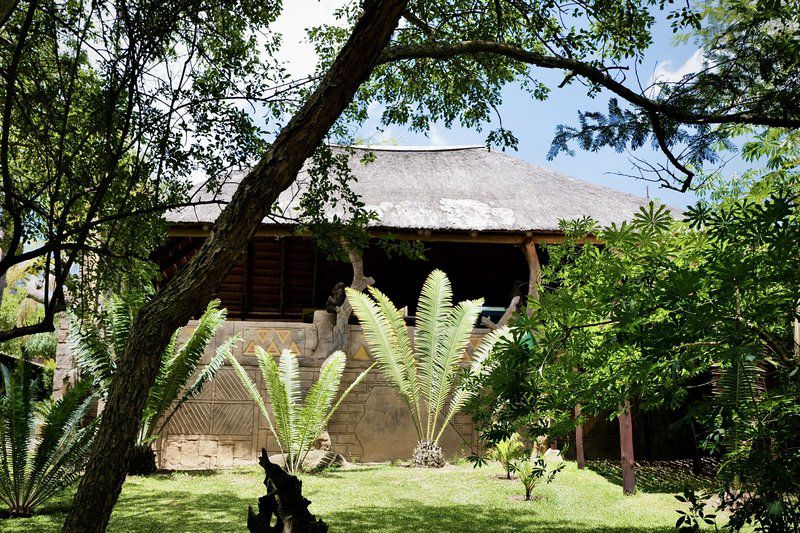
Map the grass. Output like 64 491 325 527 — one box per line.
2 461 706 532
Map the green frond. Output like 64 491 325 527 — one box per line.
105 291 145 359
279 349 301 408
143 300 226 440
367 286 420 432
469 326 510 376
0 361 97 516
25 379 94 492
293 352 346 471
427 299 482 441
415 270 453 437
154 335 241 438
226 352 284 456
436 324 507 445
70 317 114 390
257 347 295 457
346 287 418 421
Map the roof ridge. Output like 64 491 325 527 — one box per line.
346 144 485 152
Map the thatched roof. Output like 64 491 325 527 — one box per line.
167 145 657 233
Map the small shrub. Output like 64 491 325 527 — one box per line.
0 359 97 517
514 456 563 501
490 433 524 479
674 489 717 532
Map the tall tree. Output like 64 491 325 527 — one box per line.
61 1 411 530
0 0 287 339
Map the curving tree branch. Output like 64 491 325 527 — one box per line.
379 40 800 130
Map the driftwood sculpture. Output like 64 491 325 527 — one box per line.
247 449 328 533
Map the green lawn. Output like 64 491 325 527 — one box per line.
3 461 704 532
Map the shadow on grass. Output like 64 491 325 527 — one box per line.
324 499 673 533
109 493 676 533
587 460 715 494
2 489 677 533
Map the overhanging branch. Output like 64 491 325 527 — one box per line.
379 40 800 130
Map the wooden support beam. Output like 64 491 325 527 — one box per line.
242 240 252 320
619 401 636 495
167 223 601 245
521 240 541 310
332 246 374 352
575 404 585 470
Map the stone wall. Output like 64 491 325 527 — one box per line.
57 314 484 469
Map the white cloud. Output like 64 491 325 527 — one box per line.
271 0 346 79
651 48 706 87
429 125 449 146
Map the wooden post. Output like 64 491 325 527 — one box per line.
575 404 585 469
619 401 636 495
794 304 799 358
332 246 374 352
521 240 541 302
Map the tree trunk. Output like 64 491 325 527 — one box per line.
575 404 585 469
619 402 636 495
247 449 328 533
331 246 374 352
61 2 409 531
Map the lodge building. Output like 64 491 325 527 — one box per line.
56 145 692 469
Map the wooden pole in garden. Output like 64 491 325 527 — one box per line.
619 401 636 495
575 404 585 469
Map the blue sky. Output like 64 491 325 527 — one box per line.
274 1 748 210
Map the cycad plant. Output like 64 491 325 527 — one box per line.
71 292 238 473
0 359 97 517
491 433 524 479
346 269 507 467
514 456 563 501
227 348 372 475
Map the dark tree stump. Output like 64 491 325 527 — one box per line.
127 444 157 476
247 449 328 533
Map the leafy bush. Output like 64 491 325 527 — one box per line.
0 359 97 517
491 433 524 479
72 293 238 473
514 455 563 501
468 130 800 528
347 269 507 467
674 490 717 532
228 348 371 475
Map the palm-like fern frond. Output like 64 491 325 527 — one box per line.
258 348 296 462
347 288 419 425
231 349 371 474
347 270 505 450
292 352 346 472
142 300 227 441
226 352 284 456
368 287 420 431
70 318 114 389
154 335 239 438
415 270 453 438
428 299 483 434
72 294 235 448
0 359 97 516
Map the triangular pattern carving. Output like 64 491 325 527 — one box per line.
265 340 280 355
244 340 257 356
354 346 370 361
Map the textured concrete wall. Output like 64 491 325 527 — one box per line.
57 314 484 469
